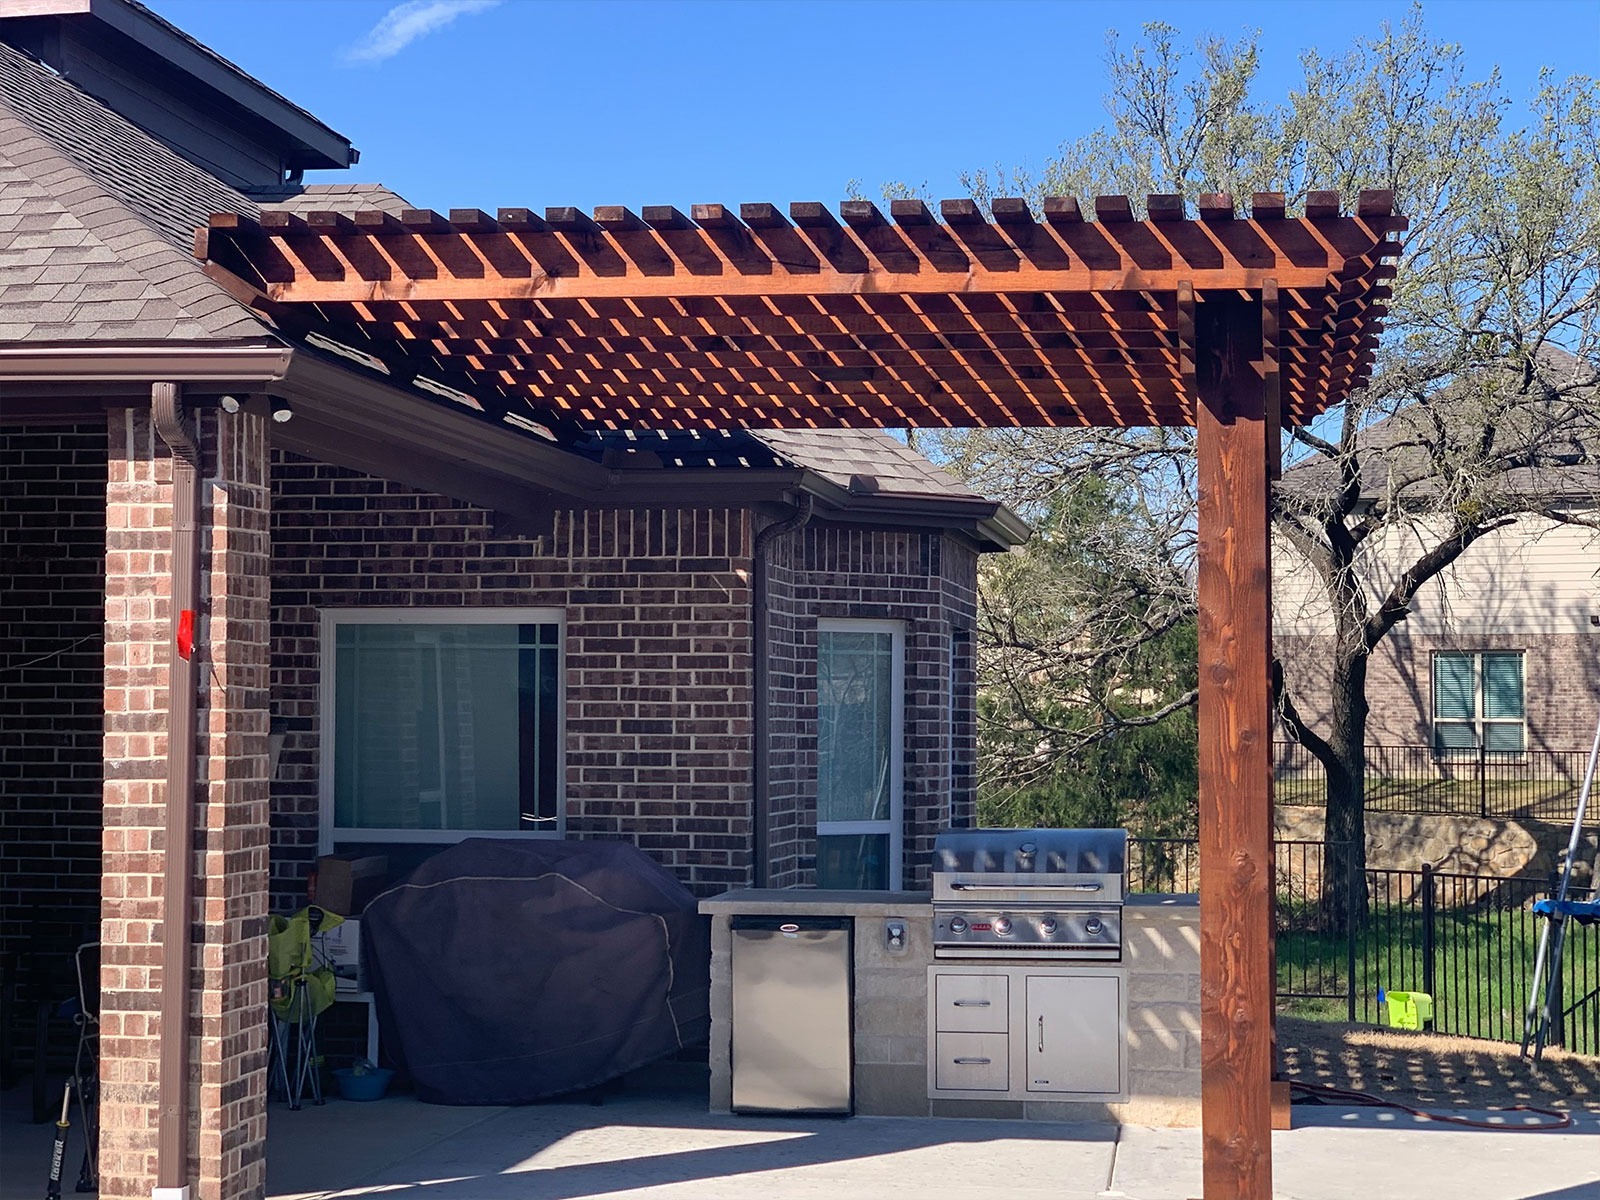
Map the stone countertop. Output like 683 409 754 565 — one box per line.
700 889 1198 916
699 888 932 916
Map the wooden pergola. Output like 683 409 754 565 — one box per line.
199 189 1402 1200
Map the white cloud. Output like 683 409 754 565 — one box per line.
346 0 501 65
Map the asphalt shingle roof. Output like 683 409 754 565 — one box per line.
0 39 267 342
1281 349 1600 507
756 428 981 498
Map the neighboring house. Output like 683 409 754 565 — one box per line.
1272 373 1600 764
0 4 1023 1197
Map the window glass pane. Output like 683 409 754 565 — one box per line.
817 630 895 823
816 833 890 890
1432 654 1475 721
1483 654 1524 719
334 623 558 831
1485 722 1525 754
1434 721 1477 754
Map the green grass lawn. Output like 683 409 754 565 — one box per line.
1276 901 1600 1056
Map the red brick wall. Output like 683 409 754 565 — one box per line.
764 524 980 890
0 425 106 1071
100 407 271 1200
269 454 757 902
270 456 984 901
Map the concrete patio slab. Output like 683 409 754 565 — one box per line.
7 1080 1600 1200
265 1093 1119 1200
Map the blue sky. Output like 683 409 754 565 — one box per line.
158 0 1597 211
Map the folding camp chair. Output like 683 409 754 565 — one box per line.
267 907 341 1109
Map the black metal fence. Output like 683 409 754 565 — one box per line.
1274 741 1597 825
1126 836 1600 1054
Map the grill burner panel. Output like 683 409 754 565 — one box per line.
932 828 1127 961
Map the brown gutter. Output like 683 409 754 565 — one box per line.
750 496 813 888
151 381 200 1199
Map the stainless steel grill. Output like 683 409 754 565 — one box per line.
931 828 1127 960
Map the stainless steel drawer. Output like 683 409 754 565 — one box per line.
932 972 1008 1033
933 1032 1009 1091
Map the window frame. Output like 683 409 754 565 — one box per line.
1431 649 1526 760
318 607 566 853
814 617 906 891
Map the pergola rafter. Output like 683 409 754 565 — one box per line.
197 189 1404 1200
198 191 1401 435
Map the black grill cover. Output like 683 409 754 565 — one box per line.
362 837 711 1104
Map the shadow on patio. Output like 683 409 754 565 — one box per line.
265 1062 1120 1200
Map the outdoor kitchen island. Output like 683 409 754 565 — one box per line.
700 889 1201 1126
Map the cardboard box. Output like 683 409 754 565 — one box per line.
319 918 368 994
312 854 387 916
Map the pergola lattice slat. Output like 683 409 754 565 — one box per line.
198 192 1401 433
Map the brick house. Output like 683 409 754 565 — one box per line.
1273 377 1600 764
0 4 1024 1198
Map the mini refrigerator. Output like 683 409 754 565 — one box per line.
730 915 852 1113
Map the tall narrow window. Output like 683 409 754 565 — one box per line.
1433 650 1525 756
815 619 904 890
323 611 562 848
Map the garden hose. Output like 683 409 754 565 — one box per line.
1289 1078 1573 1129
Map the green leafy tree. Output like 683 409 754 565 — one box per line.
895 7 1600 921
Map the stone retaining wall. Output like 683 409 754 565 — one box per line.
1274 805 1595 882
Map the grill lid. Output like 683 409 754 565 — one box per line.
931 827 1127 905
933 828 1127 877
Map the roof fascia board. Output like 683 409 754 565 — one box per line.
272 413 558 525
792 468 1030 549
271 351 611 499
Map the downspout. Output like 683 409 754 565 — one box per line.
750 495 813 889
151 382 200 1200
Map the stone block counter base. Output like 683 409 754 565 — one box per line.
701 890 1200 1127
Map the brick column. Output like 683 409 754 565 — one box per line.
102 404 271 1200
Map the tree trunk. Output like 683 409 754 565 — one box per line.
1321 651 1371 932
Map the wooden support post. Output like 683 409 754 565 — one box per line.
1195 292 1274 1200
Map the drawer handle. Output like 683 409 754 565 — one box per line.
952 1057 993 1065
952 999 991 1008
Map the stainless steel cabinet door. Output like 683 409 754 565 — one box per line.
1024 974 1121 1094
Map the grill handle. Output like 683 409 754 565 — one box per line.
952 1057 993 1066
951 999 991 1008
947 881 1104 892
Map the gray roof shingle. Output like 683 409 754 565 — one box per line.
0 41 407 345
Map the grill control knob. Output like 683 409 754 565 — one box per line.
948 916 968 934
1085 917 1104 936
1038 917 1059 936
993 917 1013 936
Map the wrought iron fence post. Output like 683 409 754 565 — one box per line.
1346 851 1358 1023
1478 740 1488 818
1421 861 1436 1030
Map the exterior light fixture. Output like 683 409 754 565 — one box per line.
270 396 294 423
219 394 242 414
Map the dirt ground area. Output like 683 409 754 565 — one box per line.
1278 1015 1600 1112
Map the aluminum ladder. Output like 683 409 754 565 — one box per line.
1520 707 1600 1063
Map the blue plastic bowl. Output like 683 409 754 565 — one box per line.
332 1067 393 1101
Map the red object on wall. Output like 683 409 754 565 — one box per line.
176 610 195 661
